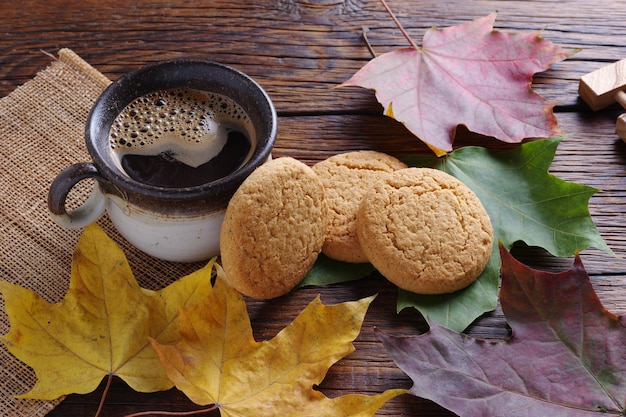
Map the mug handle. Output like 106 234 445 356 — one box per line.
48 162 107 229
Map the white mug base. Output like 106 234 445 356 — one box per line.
106 196 225 263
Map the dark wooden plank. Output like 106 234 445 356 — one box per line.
2 0 626 110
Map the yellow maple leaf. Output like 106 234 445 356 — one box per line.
151 264 406 417
0 223 214 400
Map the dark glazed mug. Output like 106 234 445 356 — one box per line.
48 59 277 262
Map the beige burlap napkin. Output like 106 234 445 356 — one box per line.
0 49 204 416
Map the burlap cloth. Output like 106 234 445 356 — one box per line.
0 49 205 416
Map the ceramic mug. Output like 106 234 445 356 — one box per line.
48 59 277 262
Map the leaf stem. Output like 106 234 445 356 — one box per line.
124 404 218 417
380 0 419 50
361 26 377 58
94 374 113 417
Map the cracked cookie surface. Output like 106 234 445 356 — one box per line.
356 167 493 294
312 151 407 263
220 157 328 299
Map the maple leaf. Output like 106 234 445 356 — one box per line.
151 264 405 417
378 243 626 416
342 12 575 155
0 223 214 400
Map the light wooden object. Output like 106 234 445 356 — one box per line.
579 58 626 141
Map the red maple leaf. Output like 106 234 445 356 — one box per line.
342 13 575 155
378 243 626 416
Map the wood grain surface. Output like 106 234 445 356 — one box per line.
2 0 626 416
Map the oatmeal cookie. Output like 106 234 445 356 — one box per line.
220 157 328 299
356 167 493 294
312 151 407 263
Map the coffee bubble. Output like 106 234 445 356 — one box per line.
109 88 254 170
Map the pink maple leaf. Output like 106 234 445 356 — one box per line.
342 13 575 155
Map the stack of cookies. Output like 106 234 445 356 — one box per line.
219 151 493 299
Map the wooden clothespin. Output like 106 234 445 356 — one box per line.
579 58 626 141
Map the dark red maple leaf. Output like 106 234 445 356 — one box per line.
378 244 626 416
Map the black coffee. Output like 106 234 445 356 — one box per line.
120 130 250 187
109 88 255 188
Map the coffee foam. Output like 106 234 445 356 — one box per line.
109 88 254 168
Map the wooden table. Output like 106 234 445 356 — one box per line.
2 0 626 416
